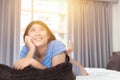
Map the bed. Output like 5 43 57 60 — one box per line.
76 52 120 80
76 68 120 80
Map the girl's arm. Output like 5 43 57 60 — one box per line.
52 52 66 67
24 36 36 58
13 36 38 70
13 58 46 70
30 58 46 69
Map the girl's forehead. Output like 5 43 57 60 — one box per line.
31 23 44 29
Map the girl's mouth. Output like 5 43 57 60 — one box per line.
34 37 43 41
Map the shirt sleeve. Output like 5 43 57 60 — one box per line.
19 45 29 59
52 40 66 57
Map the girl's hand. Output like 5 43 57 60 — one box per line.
25 36 35 51
67 40 74 55
13 58 32 70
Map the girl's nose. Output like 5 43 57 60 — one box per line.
35 31 41 35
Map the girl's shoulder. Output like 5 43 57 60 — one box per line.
49 40 64 46
48 40 66 52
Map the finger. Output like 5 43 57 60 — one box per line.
16 65 23 70
13 64 20 70
68 40 73 48
13 62 18 69
19 66 24 70
25 36 28 39
25 36 29 41
13 62 22 70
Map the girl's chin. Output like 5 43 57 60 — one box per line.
33 42 42 46
34 43 42 46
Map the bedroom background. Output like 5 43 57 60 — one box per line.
0 0 120 68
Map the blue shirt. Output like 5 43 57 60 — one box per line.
19 40 66 68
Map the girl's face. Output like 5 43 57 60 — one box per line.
28 23 50 47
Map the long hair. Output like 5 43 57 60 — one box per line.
23 20 56 43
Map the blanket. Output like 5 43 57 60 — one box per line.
0 62 76 80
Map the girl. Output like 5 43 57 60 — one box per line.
13 20 88 76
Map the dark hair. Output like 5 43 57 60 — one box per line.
23 20 56 43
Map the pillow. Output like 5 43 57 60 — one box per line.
0 62 76 80
106 52 120 71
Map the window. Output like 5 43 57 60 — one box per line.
20 0 68 50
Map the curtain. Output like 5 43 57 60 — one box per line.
68 0 113 68
112 1 120 52
0 0 21 67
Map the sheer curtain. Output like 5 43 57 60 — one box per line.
68 0 113 68
112 1 120 52
0 0 21 67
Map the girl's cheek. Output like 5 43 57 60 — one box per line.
41 32 47 35
28 33 34 37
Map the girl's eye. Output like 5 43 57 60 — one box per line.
40 28 44 31
31 29 35 32
38 28 44 31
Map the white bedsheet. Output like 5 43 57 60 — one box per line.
76 68 120 80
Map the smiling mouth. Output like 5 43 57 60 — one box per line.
35 37 43 41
